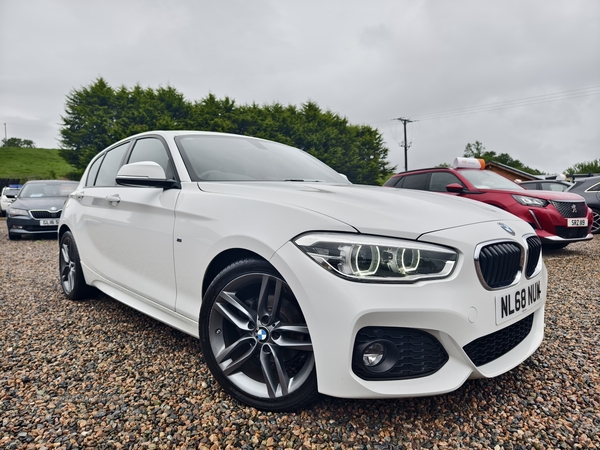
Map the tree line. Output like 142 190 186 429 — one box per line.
461 141 600 176
59 78 394 185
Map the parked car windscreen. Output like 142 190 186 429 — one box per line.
460 170 524 191
19 183 77 198
3 188 20 197
176 134 349 183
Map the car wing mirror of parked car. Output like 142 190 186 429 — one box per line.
116 161 181 189
446 183 465 193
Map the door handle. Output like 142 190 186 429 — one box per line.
106 194 121 204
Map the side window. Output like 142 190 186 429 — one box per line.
94 143 129 187
85 154 104 187
541 182 562 192
587 182 600 192
402 173 429 190
429 172 463 192
127 138 174 179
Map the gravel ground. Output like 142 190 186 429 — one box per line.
1 223 599 449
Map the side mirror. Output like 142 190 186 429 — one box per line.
116 161 180 189
446 183 465 194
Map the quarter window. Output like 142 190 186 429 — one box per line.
85 154 104 187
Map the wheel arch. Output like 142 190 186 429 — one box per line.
202 248 268 297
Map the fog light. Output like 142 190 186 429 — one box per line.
362 342 385 367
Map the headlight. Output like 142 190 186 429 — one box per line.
294 233 458 283
511 195 548 207
8 208 29 217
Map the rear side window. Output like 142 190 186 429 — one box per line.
94 143 129 187
401 173 429 190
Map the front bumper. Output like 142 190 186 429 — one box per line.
270 220 547 399
523 206 593 243
6 216 59 235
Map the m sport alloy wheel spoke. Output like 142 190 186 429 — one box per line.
60 242 76 294
208 271 314 400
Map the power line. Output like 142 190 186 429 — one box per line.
410 86 600 121
365 84 600 126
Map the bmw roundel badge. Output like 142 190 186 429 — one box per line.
498 222 515 236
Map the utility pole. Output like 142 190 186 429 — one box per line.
394 118 414 171
3 123 6 144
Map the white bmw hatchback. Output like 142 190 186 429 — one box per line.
59 131 547 411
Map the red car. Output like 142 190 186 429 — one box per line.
384 158 594 249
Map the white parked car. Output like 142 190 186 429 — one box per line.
59 131 547 411
1 186 21 216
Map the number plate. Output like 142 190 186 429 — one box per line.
40 219 59 226
567 218 587 227
495 280 543 325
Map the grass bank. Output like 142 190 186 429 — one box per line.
0 147 77 181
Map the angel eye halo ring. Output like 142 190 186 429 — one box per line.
294 233 457 283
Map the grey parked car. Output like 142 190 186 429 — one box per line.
567 175 600 234
6 180 78 240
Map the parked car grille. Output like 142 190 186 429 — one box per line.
554 226 590 239
463 313 534 367
476 242 522 289
525 236 542 278
30 210 62 219
352 327 449 380
549 200 587 218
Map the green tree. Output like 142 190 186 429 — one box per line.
2 137 36 148
464 141 544 175
60 79 394 184
564 159 600 175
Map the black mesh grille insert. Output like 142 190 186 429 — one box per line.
463 313 534 367
554 226 590 239
525 236 542 278
352 327 448 380
30 210 62 219
549 200 587 218
477 242 522 289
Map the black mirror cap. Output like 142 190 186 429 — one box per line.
116 176 181 189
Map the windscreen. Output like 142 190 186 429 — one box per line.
460 170 524 191
19 183 77 198
176 135 349 183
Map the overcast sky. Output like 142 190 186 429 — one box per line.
1 0 599 175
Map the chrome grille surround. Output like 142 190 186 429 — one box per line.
524 234 543 279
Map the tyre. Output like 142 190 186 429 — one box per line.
8 232 20 240
59 231 90 300
199 259 319 411
591 207 600 234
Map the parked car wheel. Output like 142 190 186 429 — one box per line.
200 259 318 411
591 208 600 234
8 232 20 240
59 231 90 300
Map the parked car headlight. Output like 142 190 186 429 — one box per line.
294 233 458 283
8 208 29 217
511 195 548 207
